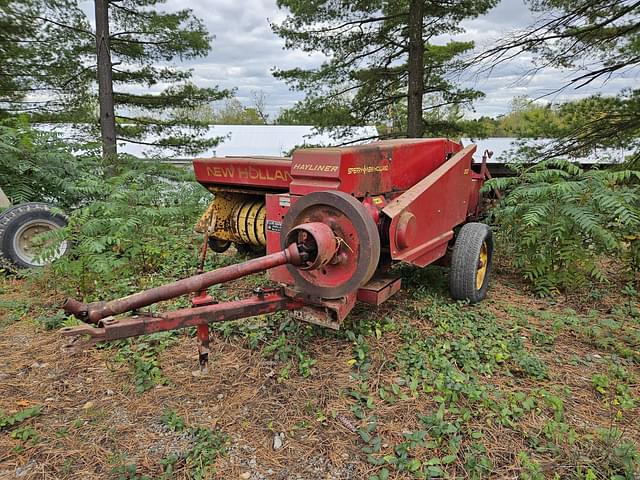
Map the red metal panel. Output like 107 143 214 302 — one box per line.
193 157 292 190
357 275 401 305
288 139 462 197
383 145 477 267
266 193 295 284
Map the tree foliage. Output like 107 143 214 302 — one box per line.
0 0 91 116
477 0 640 163
98 0 232 156
2 0 231 156
0 118 98 208
486 160 640 295
171 97 270 126
42 158 211 299
273 0 497 140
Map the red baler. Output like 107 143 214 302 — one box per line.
62 139 493 368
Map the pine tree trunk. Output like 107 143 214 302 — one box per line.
407 0 424 138
95 0 117 162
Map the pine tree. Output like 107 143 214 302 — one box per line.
478 0 640 164
272 0 497 140
0 0 91 117
2 0 231 158
94 0 231 159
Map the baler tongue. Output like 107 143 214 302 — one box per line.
62 242 305 325
61 221 342 324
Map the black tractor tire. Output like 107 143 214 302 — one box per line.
0 202 68 269
449 222 493 303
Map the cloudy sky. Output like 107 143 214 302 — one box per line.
122 0 636 119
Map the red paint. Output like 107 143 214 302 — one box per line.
193 157 292 191
383 145 477 267
61 290 305 341
289 138 461 197
63 243 303 323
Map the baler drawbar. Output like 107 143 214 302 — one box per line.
60 138 495 370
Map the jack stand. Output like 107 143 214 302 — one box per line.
193 289 215 374
197 324 210 374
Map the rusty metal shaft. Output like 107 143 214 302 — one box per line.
63 243 302 324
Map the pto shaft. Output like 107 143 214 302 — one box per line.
63 242 303 324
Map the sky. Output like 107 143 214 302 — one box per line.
100 0 637 119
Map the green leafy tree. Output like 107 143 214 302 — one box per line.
272 0 497 140
0 118 98 208
490 97 565 138
487 160 640 294
211 98 267 125
553 91 640 165
478 0 640 163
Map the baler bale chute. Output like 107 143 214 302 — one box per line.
61 138 494 370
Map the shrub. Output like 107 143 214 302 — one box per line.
0 117 99 209
486 160 640 295
39 158 210 299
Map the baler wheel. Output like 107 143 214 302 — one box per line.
208 238 231 253
449 222 493 303
282 191 380 299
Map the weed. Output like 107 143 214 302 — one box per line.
517 451 544 480
261 318 319 378
10 425 40 442
159 409 228 479
1 406 43 453
0 299 32 326
110 332 179 393
111 463 152 480
161 409 186 432
0 406 42 431
513 351 549 379
487 162 640 294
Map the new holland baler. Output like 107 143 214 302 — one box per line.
62 138 493 369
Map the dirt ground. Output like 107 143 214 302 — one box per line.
0 268 638 480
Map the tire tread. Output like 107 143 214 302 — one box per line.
449 222 493 303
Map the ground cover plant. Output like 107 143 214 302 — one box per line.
1 250 638 478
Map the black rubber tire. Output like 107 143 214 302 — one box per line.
208 238 231 253
0 202 68 269
449 222 493 303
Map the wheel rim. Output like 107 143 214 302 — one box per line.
12 220 68 266
476 241 488 290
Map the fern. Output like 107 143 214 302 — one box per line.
485 161 640 294
0 117 101 208
39 157 211 299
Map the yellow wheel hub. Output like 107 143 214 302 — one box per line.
476 242 488 290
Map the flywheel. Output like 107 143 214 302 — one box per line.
281 191 380 299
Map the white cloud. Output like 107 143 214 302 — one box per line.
113 0 637 118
